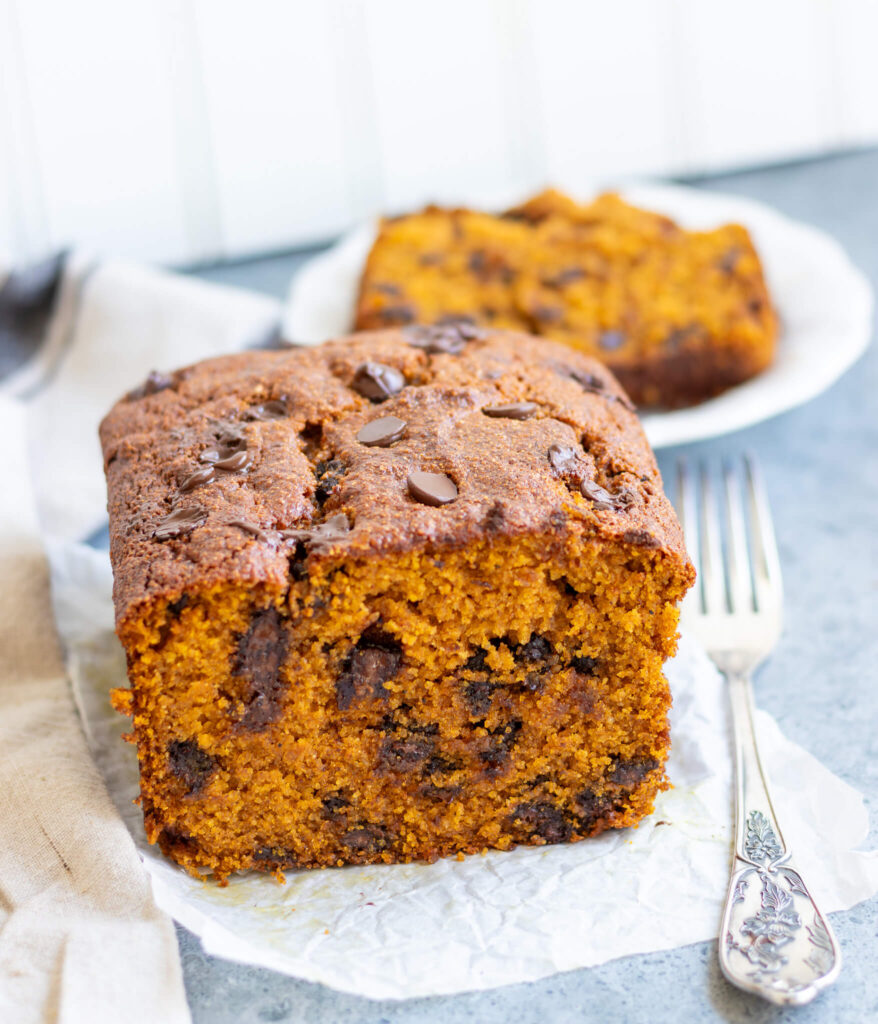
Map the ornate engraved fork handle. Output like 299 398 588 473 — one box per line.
719 668 842 1006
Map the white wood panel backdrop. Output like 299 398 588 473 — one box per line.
1 0 877 266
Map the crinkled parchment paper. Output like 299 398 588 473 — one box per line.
48 540 878 1000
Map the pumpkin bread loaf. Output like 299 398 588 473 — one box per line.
102 325 695 882
355 189 778 408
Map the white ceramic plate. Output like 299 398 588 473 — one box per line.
284 183 873 449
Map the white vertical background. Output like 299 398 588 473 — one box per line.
1 0 876 266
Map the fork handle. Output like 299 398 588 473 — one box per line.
718 669 842 1006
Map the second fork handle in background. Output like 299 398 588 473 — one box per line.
718 668 842 1006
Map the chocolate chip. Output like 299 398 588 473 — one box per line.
253 846 299 869
336 635 402 711
377 736 434 773
419 783 462 802
571 655 598 675
435 313 475 326
419 253 444 267
375 304 416 325
357 415 407 447
403 323 481 354
622 529 660 548
245 399 288 421
340 825 390 854
232 607 290 730
543 267 586 289
576 789 613 827
126 370 174 401
610 756 660 788
463 647 489 672
199 433 245 464
213 449 251 472
598 329 625 351
167 595 190 617
227 519 269 542
479 720 522 775
152 506 207 540
463 678 494 717
581 478 619 511
314 459 346 505
482 402 537 420
407 471 457 506
517 635 551 663
548 444 580 476
510 801 572 843
665 325 700 350
468 250 515 283
321 793 350 819
532 305 563 325
352 361 405 402
168 739 216 794
718 247 741 274
424 754 460 776
569 368 605 391
179 466 215 493
280 512 351 553
372 282 402 296
482 501 505 532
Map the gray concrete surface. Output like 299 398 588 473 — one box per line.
180 149 878 1023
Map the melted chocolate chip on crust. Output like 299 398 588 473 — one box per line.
168 739 216 794
281 512 351 553
580 478 620 512
547 444 581 476
403 322 481 355
232 607 291 730
622 528 660 548
407 471 458 506
357 415 407 447
245 399 288 421
179 466 215 493
482 402 537 420
153 506 207 540
126 370 174 401
227 519 270 542
352 362 405 402
212 449 251 472
336 634 403 711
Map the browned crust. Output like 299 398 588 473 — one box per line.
100 327 692 634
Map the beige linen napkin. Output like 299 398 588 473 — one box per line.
0 398 191 1024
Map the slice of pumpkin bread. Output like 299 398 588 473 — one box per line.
101 325 694 881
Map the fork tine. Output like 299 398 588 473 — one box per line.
676 459 702 611
722 458 754 614
700 463 727 615
744 454 783 611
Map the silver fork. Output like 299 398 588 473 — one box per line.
677 455 841 1006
